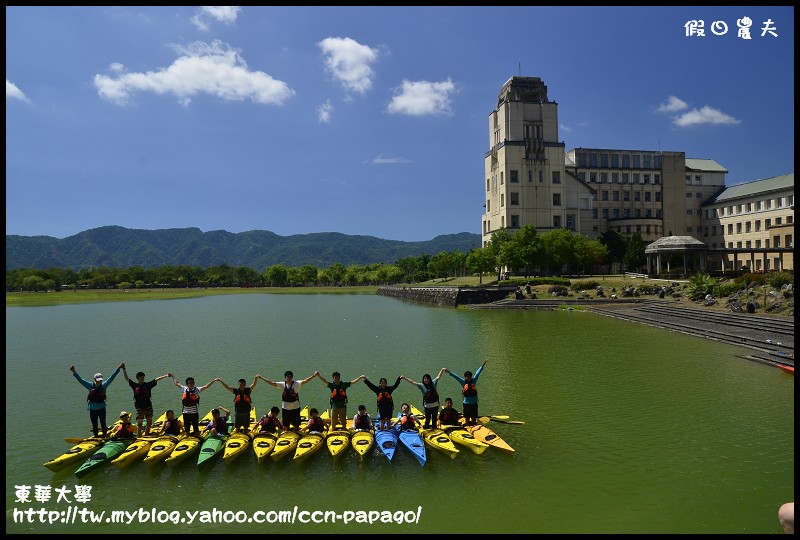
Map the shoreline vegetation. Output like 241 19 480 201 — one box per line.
5 275 793 319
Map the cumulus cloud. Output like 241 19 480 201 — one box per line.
192 6 241 31
387 79 456 116
371 155 411 164
6 79 29 102
657 95 688 113
559 123 572 133
93 40 295 107
318 37 378 95
672 106 741 127
317 100 333 123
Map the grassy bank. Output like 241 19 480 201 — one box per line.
6 286 377 307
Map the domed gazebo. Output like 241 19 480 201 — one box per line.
644 236 707 277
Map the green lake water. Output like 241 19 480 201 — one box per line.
5 294 794 533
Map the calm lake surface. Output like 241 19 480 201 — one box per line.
5 294 794 534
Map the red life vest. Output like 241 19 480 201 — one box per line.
182 388 199 407
259 415 281 434
423 386 439 404
377 390 392 404
308 416 325 433
164 418 182 435
87 385 106 403
440 408 460 425
330 385 347 403
354 414 371 430
462 382 477 398
282 383 298 403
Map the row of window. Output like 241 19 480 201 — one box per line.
705 216 793 236
595 190 661 202
489 169 560 189
709 234 793 249
609 224 661 236
685 175 703 184
579 171 661 185
575 152 662 170
710 195 793 217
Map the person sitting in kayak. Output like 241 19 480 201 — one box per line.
171 375 218 437
400 368 446 430
257 406 284 434
257 371 317 431
439 398 462 427
121 365 172 437
203 407 231 436
217 376 259 435
352 404 373 431
163 410 183 436
445 360 487 426
394 403 418 431
70 363 124 438
306 408 327 434
363 375 401 431
314 371 366 431
112 411 136 440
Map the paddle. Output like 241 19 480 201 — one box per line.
478 416 525 425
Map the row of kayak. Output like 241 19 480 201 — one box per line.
46 406 515 477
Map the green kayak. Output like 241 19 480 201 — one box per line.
74 439 133 479
197 434 228 468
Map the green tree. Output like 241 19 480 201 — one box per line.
264 265 288 287
540 228 575 275
488 229 513 280
623 232 646 271
600 229 628 267
573 235 608 275
466 247 496 284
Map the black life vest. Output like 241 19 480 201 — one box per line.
282 383 298 403
210 415 229 435
423 385 439 404
377 389 392 405
259 415 281 434
87 385 106 403
233 388 251 405
133 383 151 401
440 408 460 425
308 416 325 433
354 414 371 430
462 382 477 398
182 388 199 407
164 418 182 435
330 384 347 404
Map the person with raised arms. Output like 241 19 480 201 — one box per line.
70 362 124 438
363 375 402 430
217 376 259 434
121 366 172 437
171 375 218 436
257 370 316 431
314 371 366 430
445 360 487 426
400 368 446 430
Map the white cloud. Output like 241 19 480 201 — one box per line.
317 100 333 123
191 6 241 31
559 123 572 133
387 79 456 116
577 121 589 127
371 155 411 164
6 79 29 102
673 106 741 127
93 40 295 107
657 95 688 113
318 37 378 95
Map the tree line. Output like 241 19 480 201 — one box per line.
6 226 646 291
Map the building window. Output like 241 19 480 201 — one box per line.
745 221 751 233
577 153 587 167
686 209 693 215
634 192 641 202
633 173 640 184
696 192 702 198
592 208 598 218
612 173 619 183
486 178 490 191
501 194 504 207
655 192 661 202
500 172 504 185
613 191 620 201
591 193 597 201
728 224 733 234
622 173 630 184
566 215 576 230
510 192 519 205
553 215 561 228
755 220 761 232
645 209 652 218
622 154 630 168
686 192 692 198
552 193 561 206
601 191 608 201
775 217 782 225
643 155 651 168
511 215 519 228
736 223 742 234
623 209 630 218
687 227 693 233
578 172 586 182
623 191 630 201
599 172 607 183
590 172 597 183
711 225 716 235
611 154 619 168
593 225 599 232
788 216 794 224
501 216 505 228
777 197 783 208
755 239 761 248
656 210 662 218
728 242 733 248
486 200 490 212
643 174 650 184
613 209 620 218
646 225 651 234
539 170 544 182
626 225 632 234
552 171 561 184
600 154 608 168
695 175 701 183
589 154 598 167
765 219 771 228
654 174 660 184
774 236 781 247
746 202 752 212
746 241 751 248
528 170 533 183
685 175 691 184
786 234 793 248
633 155 640 168
602 209 609 219
510 170 518 183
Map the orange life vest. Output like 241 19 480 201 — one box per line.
377 390 392 404
462 382 477 397
182 388 199 406
233 388 251 405
400 413 416 429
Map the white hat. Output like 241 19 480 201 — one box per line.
93 373 103 382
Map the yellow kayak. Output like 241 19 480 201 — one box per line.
421 428 460 459
350 428 374 460
326 429 351 459
223 408 257 464
252 432 278 464
142 435 183 466
459 418 515 455
441 425 489 455
164 409 214 466
44 438 106 472
271 406 307 462
111 412 167 469
293 432 325 464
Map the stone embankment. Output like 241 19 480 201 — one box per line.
376 286 518 307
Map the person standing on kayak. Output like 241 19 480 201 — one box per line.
70 363 124 438
121 366 172 437
315 371 365 431
445 360 487 426
217 376 259 435
401 368 446 429
363 376 401 430
171 375 218 437
439 397 462 427
257 371 317 431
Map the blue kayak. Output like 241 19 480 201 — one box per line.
398 429 427 466
374 427 398 462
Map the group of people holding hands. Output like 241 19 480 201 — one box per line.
69 360 488 439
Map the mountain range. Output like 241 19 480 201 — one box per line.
5 226 482 270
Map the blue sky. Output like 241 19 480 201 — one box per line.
6 6 794 241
